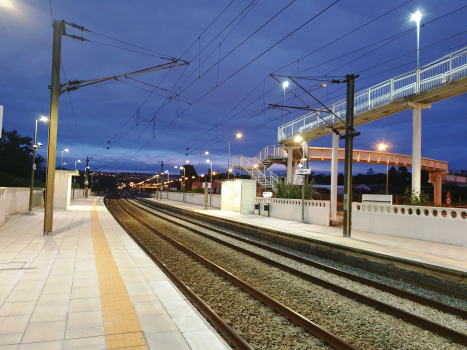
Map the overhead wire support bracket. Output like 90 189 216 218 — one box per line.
269 104 326 113
65 21 90 32
63 33 89 42
271 74 340 136
59 61 189 95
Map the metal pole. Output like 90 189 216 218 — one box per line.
386 164 389 195
44 19 64 234
416 20 420 69
282 87 285 126
301 174 305 222
28 120 38 212
210 162 212 207
60 150 63 170
343 75 356 237
228 139 230 180
84 157 90 198
183 168 185 202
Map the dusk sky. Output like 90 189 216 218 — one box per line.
1 0 466 176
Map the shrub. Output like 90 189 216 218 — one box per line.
403 188 430 206
273 178 316 200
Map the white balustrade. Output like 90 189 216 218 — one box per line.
353 202 467 247
278 46 467 142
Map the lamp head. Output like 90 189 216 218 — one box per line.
206 159 210 163
378 143 387 152
185 160 189 163
282 81 289 89
77 160 81 163
37 142 43 147
298 163 304 169
295 135 303 142
64 148 69 152
174 166 178 169
38 116 48 122
205 151 209 155
411 11 422 23
236 133 242 139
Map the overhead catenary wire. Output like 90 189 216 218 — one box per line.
117 1 340 167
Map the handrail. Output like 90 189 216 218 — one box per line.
278 46 467 142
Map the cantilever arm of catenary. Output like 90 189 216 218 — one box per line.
59 61 189 95
271 74 341 135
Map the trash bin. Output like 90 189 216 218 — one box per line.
254 202 260 215
262 203 270 217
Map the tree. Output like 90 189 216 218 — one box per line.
366 168 375 175
0 129 44 179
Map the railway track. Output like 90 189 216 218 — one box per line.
106 196 357 350
110 195 467 349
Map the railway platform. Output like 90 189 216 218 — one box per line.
143 197 467 276
0 197 230 350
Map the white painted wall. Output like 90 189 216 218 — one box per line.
256 197 330 226
0 187 44 226
4 187 43 215
53 170 79 209
352 203 467 247
140 192 221 208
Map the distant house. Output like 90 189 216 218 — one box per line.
352 184 372 192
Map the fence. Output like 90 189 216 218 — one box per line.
256 197 330 226
353 202 467 247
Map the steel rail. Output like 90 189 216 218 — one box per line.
104 197 254 350
114 197 359 350
129 196 467 346
134 197 467 319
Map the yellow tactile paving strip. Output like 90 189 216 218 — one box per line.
91 198 148 350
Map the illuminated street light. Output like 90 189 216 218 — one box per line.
281 81 289 126
378 143 389 195
228 133 242 180
60 148 69 170
295 135 303 142
29 116 49 212
411 11 422 69
75 160 81 171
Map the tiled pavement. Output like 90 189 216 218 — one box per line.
0 197 230 350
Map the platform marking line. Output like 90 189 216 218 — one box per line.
91 198 148 350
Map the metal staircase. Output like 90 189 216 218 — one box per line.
233 145 287 189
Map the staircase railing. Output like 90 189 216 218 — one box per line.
233 156 279 189
255 145 287 163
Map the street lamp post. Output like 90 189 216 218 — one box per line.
60 148 69 170
412 11 422 69
75 160 81 171
29 116 48 212
228 133 242 180
164 170 169 192
281 81 288 126
180 166 186 202
378 143 389 195
198 151 208 183
206 159 212 206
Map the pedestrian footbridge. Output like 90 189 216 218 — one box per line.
278 46 467 146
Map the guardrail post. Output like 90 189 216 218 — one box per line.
416 68 420 94
449 54 452 83
368 88 371 110
390 78 394 102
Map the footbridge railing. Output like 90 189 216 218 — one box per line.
233 156 279 189
278 46 467 142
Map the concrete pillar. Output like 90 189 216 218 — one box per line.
284 146 299 184
408 102 431 196
412 106 422 195
330 133 339 222
429 171 443 207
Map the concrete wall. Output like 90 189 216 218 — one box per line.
256 197 330 226
353 203 467 247
4 187 43 215
139 191 221 208
0 187 44 226
53 170 79 209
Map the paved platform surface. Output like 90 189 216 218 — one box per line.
0 197 230 350
144 197 467 274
